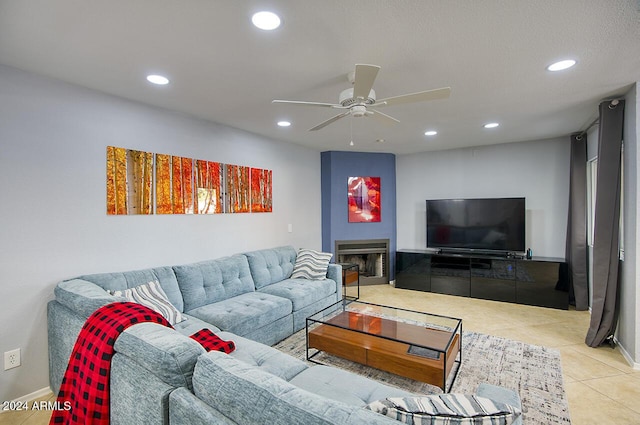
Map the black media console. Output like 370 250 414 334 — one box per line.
395 250 569 310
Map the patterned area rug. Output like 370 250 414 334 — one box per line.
273 330 571 425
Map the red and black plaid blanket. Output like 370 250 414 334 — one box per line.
50 301 234 425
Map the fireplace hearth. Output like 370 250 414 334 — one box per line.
335 239 389 285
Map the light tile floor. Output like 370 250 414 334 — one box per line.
2 284 638 424
357 284 640 425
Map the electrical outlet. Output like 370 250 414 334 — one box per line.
4 348 21 370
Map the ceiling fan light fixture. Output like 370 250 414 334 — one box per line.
252 11 281 30
277 120 291 127
483 122 500 129
146 74 169 85
424 130 437 136
272 64 451 132
547 59 576 72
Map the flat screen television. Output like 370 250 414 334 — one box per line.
426 197 525 253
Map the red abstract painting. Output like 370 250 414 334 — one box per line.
348 176 381 222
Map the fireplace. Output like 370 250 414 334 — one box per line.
335 239 389 285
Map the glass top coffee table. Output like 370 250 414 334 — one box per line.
306 300 462 392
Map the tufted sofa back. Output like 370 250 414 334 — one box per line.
243 246 297 289
173 254 256 312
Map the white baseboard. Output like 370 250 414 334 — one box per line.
0 387 53 415
614 337 640 370
10 387 52 403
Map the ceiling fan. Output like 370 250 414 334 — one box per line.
272 64 451 131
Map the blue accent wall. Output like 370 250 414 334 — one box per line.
321 151 397 279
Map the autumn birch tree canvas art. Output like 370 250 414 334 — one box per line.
225 164 250 213
156 154 194 214
195 159 224 214
107 146 272 215
250 168 272 212
106 146 153 215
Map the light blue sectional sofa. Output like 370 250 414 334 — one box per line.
47 246 416 424
48 245 522 424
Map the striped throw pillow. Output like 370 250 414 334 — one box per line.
366 394 522 425
110 280 184 325
290 249 333 280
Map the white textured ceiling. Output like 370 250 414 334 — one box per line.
1 1 639 154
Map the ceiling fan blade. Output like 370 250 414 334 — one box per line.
375 87 451 107
309 111 350 131
353 64 381 100
272 100 339 108
371 109 400 126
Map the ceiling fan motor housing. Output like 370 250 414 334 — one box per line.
339 88 376 107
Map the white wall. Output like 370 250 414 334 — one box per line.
396 137 571 258
619 82 639 367
0 65 322 401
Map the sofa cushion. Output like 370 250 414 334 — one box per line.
290 365 417 407
173 255 255 311
366 394 522 425
109 280 184 325
241 315 294 347
186 292 292 337
78 266 184 312
290 249 333 280
243 246 297 289
217 331 308 381
257 277 336 310
192 351 402 425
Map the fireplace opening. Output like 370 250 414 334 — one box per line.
335 239 389 285
339 254 384 277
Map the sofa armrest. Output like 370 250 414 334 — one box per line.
54 279 123 318
114 322 206 390
327 263 342 287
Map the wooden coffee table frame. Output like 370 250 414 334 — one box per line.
306 300 462 392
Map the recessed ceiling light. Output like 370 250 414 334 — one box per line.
277 121 291 127
424 130 438 136
252 11 281 30
146 74 169 85
547 59 576 72
484 122 500 129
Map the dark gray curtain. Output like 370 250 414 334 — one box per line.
566 134 589 310
586 99 625 347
